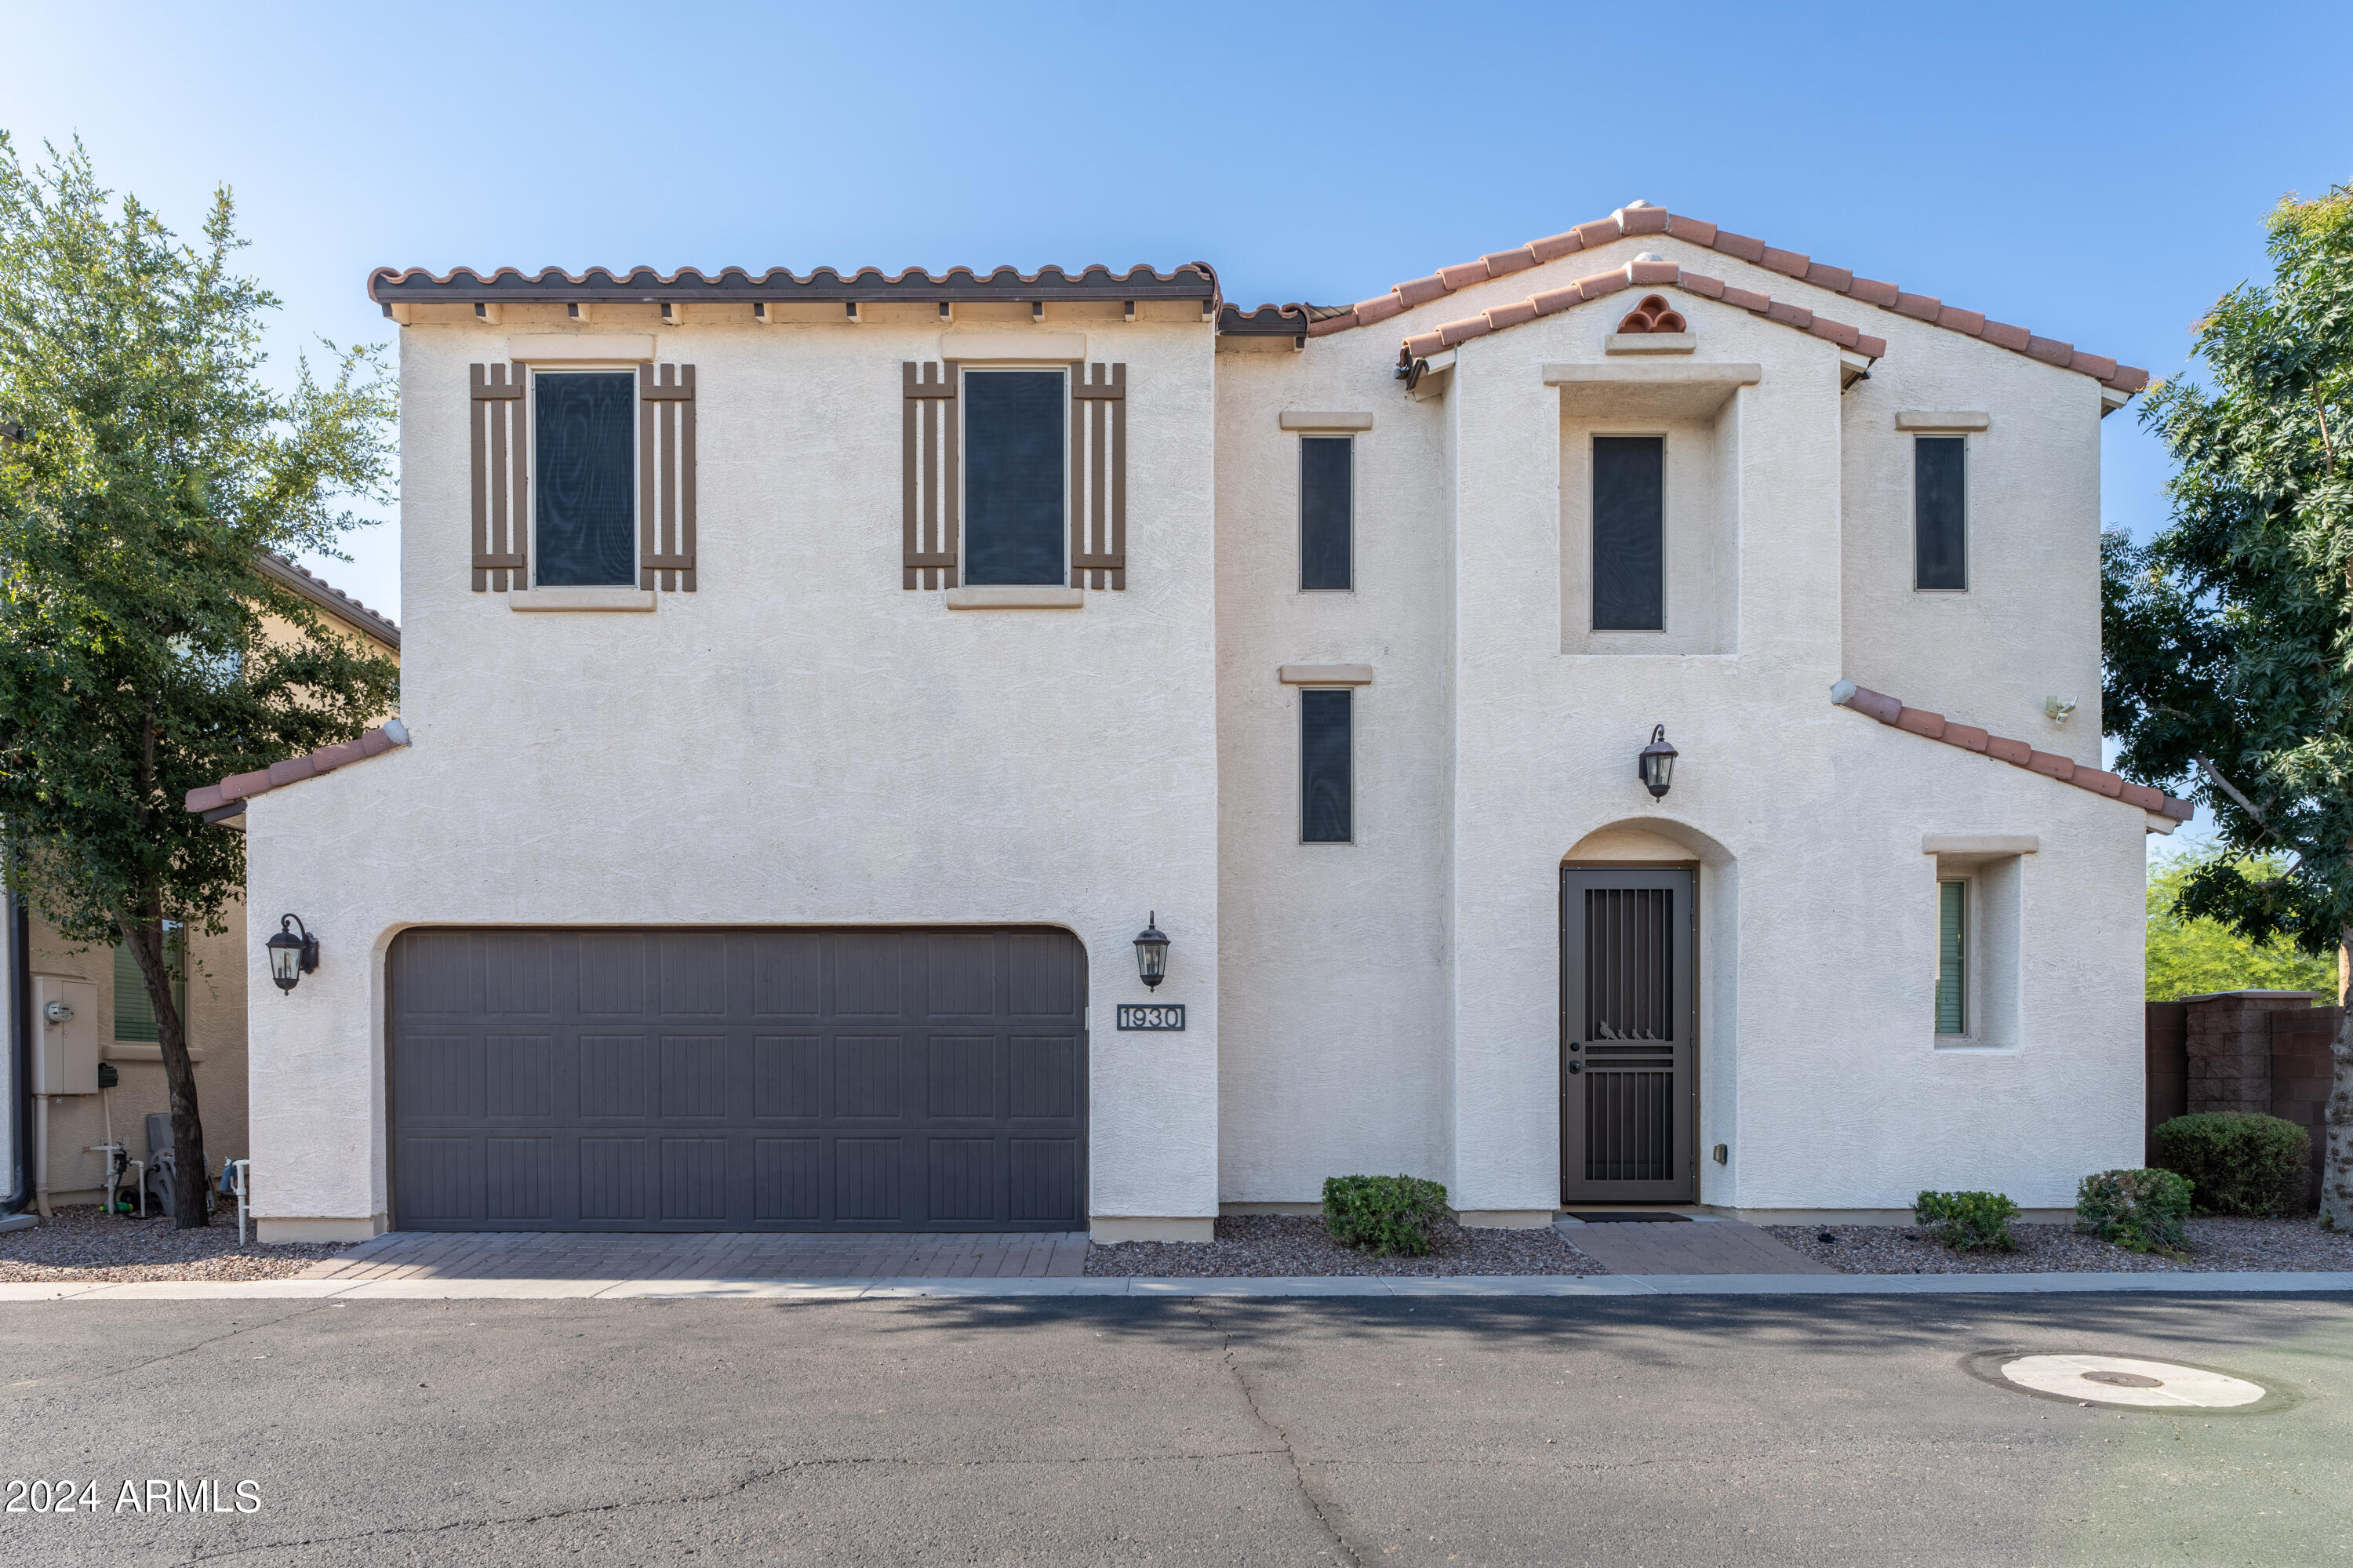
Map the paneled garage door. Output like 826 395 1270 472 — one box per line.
387 928 1087 1231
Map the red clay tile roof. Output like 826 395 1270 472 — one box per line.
1394 256 1891 363
1291 205 2147 394
368 263 1220 314
184 721 409 817
1831 682 2192 820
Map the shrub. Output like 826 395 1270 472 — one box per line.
2152 1112 2312 1217
1913 1190 2020 1252
1322 1174 1450 1257
2075 1168 2192 1253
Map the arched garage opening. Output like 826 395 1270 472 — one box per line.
384 926 1088 1232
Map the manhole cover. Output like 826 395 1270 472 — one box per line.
1998 1354 2266 1409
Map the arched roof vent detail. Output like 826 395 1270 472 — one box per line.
1617 293 1687 334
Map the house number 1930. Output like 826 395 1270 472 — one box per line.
1115 1004 1186 1031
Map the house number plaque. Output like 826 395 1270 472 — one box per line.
1115 1004 1186 1031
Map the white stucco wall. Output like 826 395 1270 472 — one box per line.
245 307 1223 1234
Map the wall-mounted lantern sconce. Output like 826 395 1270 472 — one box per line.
1133 912 1169 991
1637 725 1678 799
267 914 319 993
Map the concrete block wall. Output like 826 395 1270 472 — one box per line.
2151 990 2333 1207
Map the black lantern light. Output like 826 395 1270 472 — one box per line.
1133 912 1169 991
1636 724 1678 799
267 914 319 993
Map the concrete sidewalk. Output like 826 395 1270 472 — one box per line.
3 1270 2350 1301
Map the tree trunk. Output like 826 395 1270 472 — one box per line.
2329 929 2353 1231
120 908 209 1228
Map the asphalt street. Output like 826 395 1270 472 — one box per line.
1 1291 2346 1566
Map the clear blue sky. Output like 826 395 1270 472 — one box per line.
6 0 2349 639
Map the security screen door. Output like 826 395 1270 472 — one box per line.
1561 867 1697 1204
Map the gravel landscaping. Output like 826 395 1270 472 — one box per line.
1085 1214 1606 1277
1766 1217 2353 1275
0 1206 348 1282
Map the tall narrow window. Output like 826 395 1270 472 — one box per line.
1592 435 1664 630
113 924 186 1044
1915 435 1966 591
1300 436 1353 591
1300 689 1353 843
964 370 1066 585
534 370 637 586
1935 879 1966 1035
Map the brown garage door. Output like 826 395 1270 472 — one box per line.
387 928 1087 1231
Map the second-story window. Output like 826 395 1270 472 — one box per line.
1592 435 1664 631
1915 435 1966 591
534 370 638 587
964 369 1067 585
1300 436 1353 591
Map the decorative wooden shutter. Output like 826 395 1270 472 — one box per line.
902 362 958 588
638 363 697 591
1071 362 1126 589
468 363 529 591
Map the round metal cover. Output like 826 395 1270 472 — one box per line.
1997 1354 2266 1409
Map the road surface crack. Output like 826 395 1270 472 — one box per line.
1191 1301 1364 1566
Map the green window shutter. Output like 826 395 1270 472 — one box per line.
1935 881 1966 1035
111 926 186 1045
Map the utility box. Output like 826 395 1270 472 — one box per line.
32 976 100 1095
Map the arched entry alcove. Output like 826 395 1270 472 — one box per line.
1560 820 1739 1207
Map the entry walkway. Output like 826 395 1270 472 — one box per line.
300 1230 1091 1282
1554 1218 1838 1276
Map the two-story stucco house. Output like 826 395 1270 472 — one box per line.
189 201 2188 1243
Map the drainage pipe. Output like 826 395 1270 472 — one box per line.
2 883 31 1219
32 1094 50 1219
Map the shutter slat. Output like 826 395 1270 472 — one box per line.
900 362 958 585
1069 362 1127 586
637 363 657 591
469 364 528 591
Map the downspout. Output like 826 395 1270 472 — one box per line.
4 881 31 1218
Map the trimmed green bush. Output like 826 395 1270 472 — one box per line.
1913 1190 2020 1252
2075 1168 2192 1253
2152 1112 2312 1217
1323 1174 1450 1257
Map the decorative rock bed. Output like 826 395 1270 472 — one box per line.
0 1206 348 1282
1766 1217 2353 1274
1085 1214 1606 1277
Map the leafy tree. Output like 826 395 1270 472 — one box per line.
2104 180 2353 1226
0 137 398 1226
2145 846 2336 1001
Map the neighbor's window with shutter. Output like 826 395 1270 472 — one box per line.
1915 435 1966 591
1592 435 1664 631
900 360 1126 590
113 925 186 1045
1300 689 1353 844
1300 436 1352 591
1935 879 1966 1035
467 361 696 593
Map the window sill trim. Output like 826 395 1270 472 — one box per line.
105 1043 208 1063
944 587 1085 610
507 588 657 612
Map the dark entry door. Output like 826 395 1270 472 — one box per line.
1561 868 1696 1204
387 927 1087 1231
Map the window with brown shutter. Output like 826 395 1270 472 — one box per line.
467 360 698 593
900 359 1127 591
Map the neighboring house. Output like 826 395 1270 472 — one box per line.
2 558 398 1216
195 202 2188 1243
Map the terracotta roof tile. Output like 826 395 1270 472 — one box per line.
1831 682 2194 820
185 721 410 816
1245 204 2142 393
